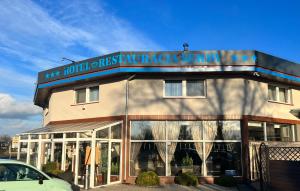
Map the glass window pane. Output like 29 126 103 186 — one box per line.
130 142 165 176
110 142 121 182
29 142 39 167
76 88 86 104
248 122 264 141
89 86 99 102
96 128 109 139
65 142 76 177
53 133 63 139
54 143 62 170
169 142 203 176
186 80 205 96
131 121 166 140
79 132 92 138
267 123 292 141
30 134 39 140
41 142 51 165
66 133 77 138
279 88 287 103
168 121 203 140
268 85 276 101
111 124 122 139
41 134 50 139
19 142 28 163
165 80 182 96
94 141 108 186
206 142 241 176
0 164 46 181
221 121 241 140
20 135 28 140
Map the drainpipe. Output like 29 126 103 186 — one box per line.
124 74 135 182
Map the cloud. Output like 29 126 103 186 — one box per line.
0 118 42 136
0 93 42 119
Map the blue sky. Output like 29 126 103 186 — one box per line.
0 0 300 135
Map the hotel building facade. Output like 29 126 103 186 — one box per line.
18 50 300 188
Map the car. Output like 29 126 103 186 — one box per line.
0 159 75 191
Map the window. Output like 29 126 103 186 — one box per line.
130 120 241 177
89 86 99 102
248 122 264 141
268 84 290 103
0 164 47 182
164 80 205 97
76 88 86 104
267 123 293 142
165 80 182 96
75 85 99 104
186 80 205 96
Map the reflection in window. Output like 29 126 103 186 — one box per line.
79 132 92 138
76 88 86 104
0 164 46 181
267 123 292 141
41 142 51 165
96 128 109 139
89 86 99 102
169 142 202 176
131 121 165 140
65 142 76 178
19 142 28 163
206 142 241 176
186 80 205 96
53 133 63 139
268 85 277 101
206 121 241 140
111 124 121 139
248 122 264 141
130 142 165 176
66 133 77 138
29 142 39 167
30 134 39 140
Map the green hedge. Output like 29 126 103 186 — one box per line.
136 171 160 186
42 162 64 175
214 176 237 187
174 172 198 186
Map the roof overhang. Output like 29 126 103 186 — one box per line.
18 121 122 135
34 50 300 107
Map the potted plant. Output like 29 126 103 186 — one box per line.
182 155 193 173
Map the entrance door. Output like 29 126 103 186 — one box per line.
93 141 121 187
77 141 91 187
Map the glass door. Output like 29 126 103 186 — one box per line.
77 141 91 187
110 142 121 183
94 141 109 186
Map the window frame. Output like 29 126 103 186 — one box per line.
73 84 100 105
267 84 291 104
163 79 206 98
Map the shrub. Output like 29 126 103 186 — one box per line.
174 172 198 186
136 171 160 186
214 176 237 187
182 155 193 167
42 162 64 175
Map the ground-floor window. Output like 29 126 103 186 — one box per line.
130 120 242 177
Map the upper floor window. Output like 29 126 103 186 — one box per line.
268 84 291 104
75 85 99 104
164 80 205 97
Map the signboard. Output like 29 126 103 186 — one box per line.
38 51 256 84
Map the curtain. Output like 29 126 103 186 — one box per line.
130 122 147 175
191 121 203 159
203 121 218 159
166 121 181 175
222 121 241 140
151 121 166 166
165 80 182 96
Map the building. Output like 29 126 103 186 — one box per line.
18 50 300 188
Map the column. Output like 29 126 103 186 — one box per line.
37 135 42 169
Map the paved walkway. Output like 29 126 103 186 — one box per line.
82 184 239 191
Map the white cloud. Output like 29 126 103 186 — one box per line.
0 93 42 119
0 118 42 136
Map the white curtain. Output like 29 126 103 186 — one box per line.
222 121 241 140
151 121 166 166
165 80 182 96
166 121 181 175
130 122 147 175
191 121 203 160
203 121 218 160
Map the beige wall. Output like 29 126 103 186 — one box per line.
44 77 300 125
